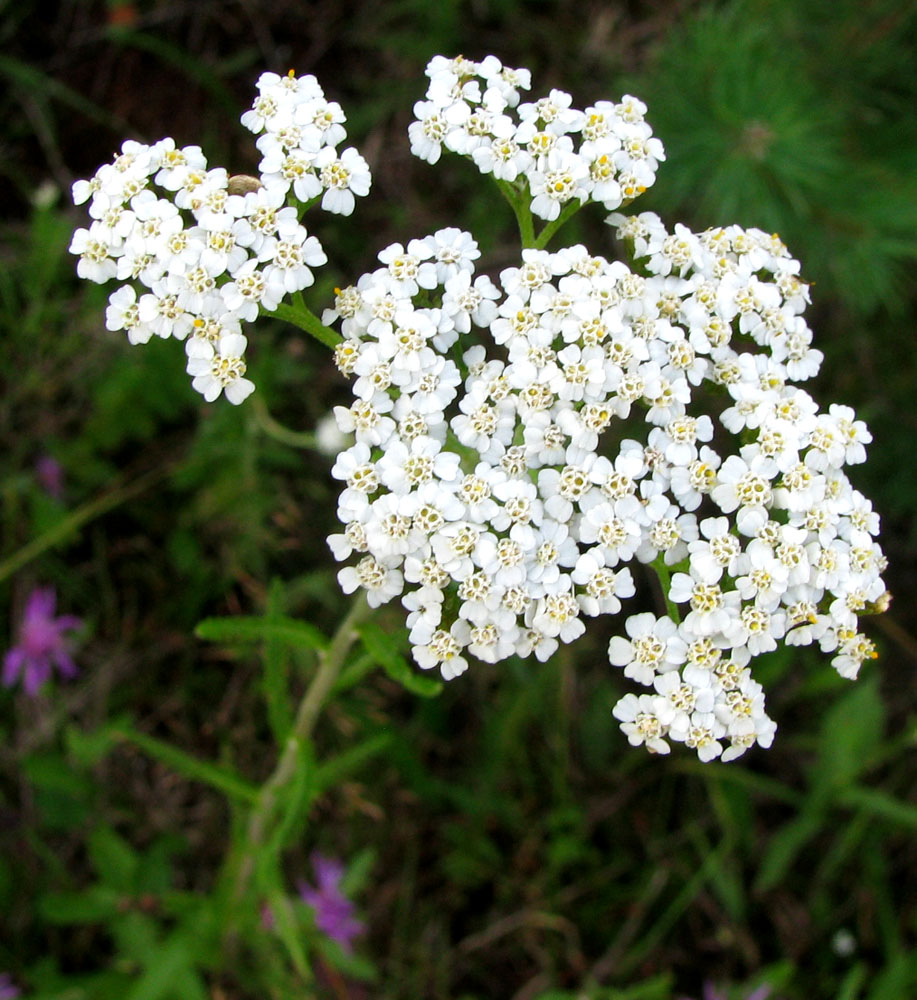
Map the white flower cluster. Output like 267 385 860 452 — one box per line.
70 70 371 403
325 205 888 762
409 55 664 220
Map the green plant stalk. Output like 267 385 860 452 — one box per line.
250 396 317 449
534 198 584 249
263 294 341 349
494 177 536 248
650 555 681 623
232 591 372 903
0 461 172 584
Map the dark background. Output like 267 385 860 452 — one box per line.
1 1 915 998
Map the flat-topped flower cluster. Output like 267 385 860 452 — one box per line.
325 204 887 763
70 53 888 763
69 70 371 403
410 54 664 219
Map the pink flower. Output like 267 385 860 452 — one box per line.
4 587 82 696
298 853 364 952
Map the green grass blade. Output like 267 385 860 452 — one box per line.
195 615 328 650
114 726 258 804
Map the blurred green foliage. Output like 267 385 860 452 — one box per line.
1 0 915 998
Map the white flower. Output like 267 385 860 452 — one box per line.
409 100 449 163
411 621 470 679
186 332 255 404
527 149 589 222
338 554 404 608
315 146 371 215
612 693 671 754
669 710 725 762
105 285 150 344
608 613 684 685
260 227 327 296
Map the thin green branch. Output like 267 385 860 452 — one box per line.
263 296 341 349
233 592 373 901
0 462 173 585
534 198 584 250
494 177 536 249
251 396 317 449
651 555 682 623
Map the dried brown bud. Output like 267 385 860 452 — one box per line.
227 174 263 196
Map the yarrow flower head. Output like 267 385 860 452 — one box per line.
298 853 364 952
323 55 889 765
4 586 83 696
409 54 664 220
73 54 889 766
70 69 371 404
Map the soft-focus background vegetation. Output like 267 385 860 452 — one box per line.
1 1 915 998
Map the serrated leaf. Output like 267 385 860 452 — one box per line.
262 580 294 741
358 622 442 697
195 614 328 650
114 726 258 803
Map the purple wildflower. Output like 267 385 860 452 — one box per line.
681 984 772 1000
34 455 64 500
298 852 364 952
0 973 20 999
3 586 82 696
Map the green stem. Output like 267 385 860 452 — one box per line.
534 198 584 250
233 592 372 902
251 396 317 449
0 461 172 584
263 294 341 349
494 177 536 249
651 555 682 623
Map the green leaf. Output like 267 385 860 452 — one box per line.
753 811 823 893
341 847 377 897
262 580 294 741
65 716 133 767
123 931 198 1000
267 893 311 978
38 886 121 924
22 754 95 799
195 615 328 650
838 786 917 829
315 933 379 982
88 826 139 893
264 739 318 857
315 732 393 792
357 622 442 697
813 675 884 788
113 726 258 803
